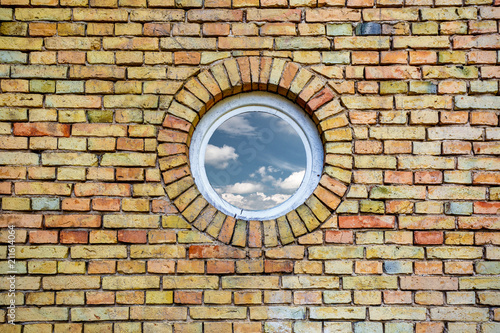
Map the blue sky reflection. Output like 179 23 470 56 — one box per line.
205 112 307 211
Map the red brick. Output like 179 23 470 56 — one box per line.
0 214 43 228
386 200 413 214
355 261 382 274
352 51 379 65
294 291 322 304
414 262 443 275
366 66 420 79
0 182 12 194
313 185 341 210
248 220 262 248
415 171 442 184
0 167 26 180
474 202 500 214
218 216 236 243
162 165 190 184
158 143 187 156
207 260 235 274
349 111 377 125
319 174 348 197
45 215 101 228
236 57 252 90
445 261 473 275
189 245 246 259
174 52 201 65
118 230 147 243
347 0 373 7
416 322 444 333
384 171 413 185
278 62 299 95
147 260 175 274
203 23 230 36
116 168 144 181
13 123 70 137
62 198 90 211
339 216 395 229
357 81 378 94
306 87 334 113
88 260 116 274
440 111 468 124
355 141 383 154
468 50 497 64
247 9 301 22
325 230 353 244
162 114 192 132
265 260 293 273
383 291 412 304
152 200 178 214
144 23 171 36
58 51 86 64
174 291 202 304
471 111 498 125
92 198 121 211
258 57 273 90
409 51 437 65
380 51 407 64
158 129 189 143
116 138 144 151
384 141 412 154
414 231 443 245
443 141 471 155
475 232 500 245
87 291 115 305
29 230 58 244
60 230 88 244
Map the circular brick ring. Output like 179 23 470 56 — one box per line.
158 56 353 248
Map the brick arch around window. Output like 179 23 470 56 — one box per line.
157 56 353 248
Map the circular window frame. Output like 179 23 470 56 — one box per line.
189 91 324 221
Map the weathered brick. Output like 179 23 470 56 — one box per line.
310 307 365 320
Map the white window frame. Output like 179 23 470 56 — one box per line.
189 91 324 221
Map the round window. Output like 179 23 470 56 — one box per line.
189 92 324 220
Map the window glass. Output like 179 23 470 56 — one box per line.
205 112 307 211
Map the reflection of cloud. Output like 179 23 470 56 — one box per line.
205 144 238 169
221 192 291 210
266 155 305 172
275 170 305 191
251 166 277 183
218 114 256 136
224 182 263 194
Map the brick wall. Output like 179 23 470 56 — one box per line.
0 0 499 332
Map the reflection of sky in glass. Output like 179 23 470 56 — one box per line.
205 112 307 211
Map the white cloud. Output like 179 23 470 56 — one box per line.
276 170 305 192
221 191 291 210
224 182 264 194
205 144 238 169
221 193 246 208
217 114 256 136
250 166 278 183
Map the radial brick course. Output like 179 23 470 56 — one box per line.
0 0 499 332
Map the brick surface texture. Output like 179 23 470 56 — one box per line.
0 0 499 332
